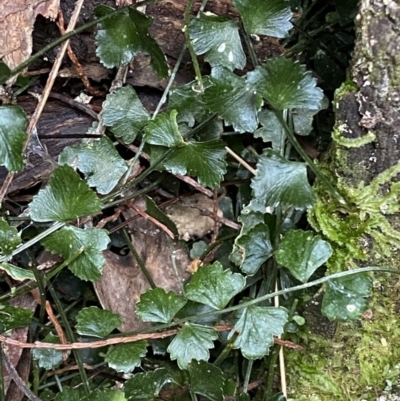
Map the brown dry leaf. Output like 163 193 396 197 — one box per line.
94 199 191 332
0 0 59 84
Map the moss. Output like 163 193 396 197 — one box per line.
287 77 400 398
286 279 400 401
332 128 376 148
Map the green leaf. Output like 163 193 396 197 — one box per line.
95 6 168 77
167 81 209 127
54 387 83 401
275 230 332 282
0 218 21 255
0 62 11 84
0 105 27 172
0 304 33 333
167 323 217 369
254 109 283 151
292 97 328 136
144 196 178 238
232 223 273 275
30 165 101 222
124 368 172 400
248 57 324 110
163 140 227 188
76 306 122 337
83 389 126 401
185 261 245 309
137 288 187 323
190 13 245 70
233 0 292 37
59 137 127 194
32 333 66 370
105 341 147 373
102 85 150 143
229 306 288 359
188 360 225 401
322 274 371 321
204 67 261 133
251 150 315 209
144 111 185 147
0 263 35 281
42 226 109 282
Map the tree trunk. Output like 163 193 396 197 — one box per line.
287 1 400 399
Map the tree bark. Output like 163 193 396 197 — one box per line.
287 1 400 399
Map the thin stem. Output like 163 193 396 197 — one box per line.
122 228 156 289
32 359 40 396
0 348 4 401
214 331 238 367
47 285 91 395
153 46 187 118
243 359 254 393
103 173 165 209
241 22 259 67
184 0 203 91
0 222 65 263
273 110 346 205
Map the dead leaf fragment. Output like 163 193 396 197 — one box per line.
0 0 60 84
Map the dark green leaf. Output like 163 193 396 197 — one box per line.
248 57 323 110
188 360 224 401
144 111 185 147
176 301 219 326
231 223 273 275
124 368 172 400
32 333 66 370
185 261 245 309
0 219 21 255
59 137 127 194
204 67 261 133
144 196 178 237
0 263 35 281
137 288 187 323
229 306 288 359
54 387 83 401
292 97 328 136
42 226 109 282
163 140 227 188
190 13 245 70
0 62 11 84
167 81 209 127
275 230 332 282
251 150 315 209
83 389 126 401
102 85 150 143
233 0 292 37
0 105 27 172
322 274 371 321
167 323 217 369
30 165 101 222
254 109 283 151
76 306 122 337
0 304 32 333
95 6 168 77
105 342 147 373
